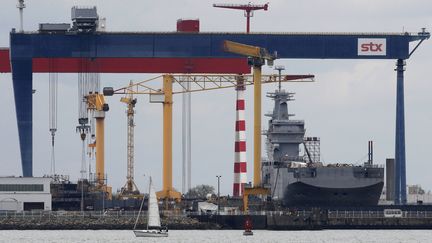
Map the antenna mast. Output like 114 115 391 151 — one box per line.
275 65 285 91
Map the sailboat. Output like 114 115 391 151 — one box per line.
133 177 168 237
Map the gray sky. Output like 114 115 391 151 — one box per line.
0 0 431 196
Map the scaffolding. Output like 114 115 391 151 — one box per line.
304 137 320 163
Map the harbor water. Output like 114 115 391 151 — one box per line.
0 230 431 243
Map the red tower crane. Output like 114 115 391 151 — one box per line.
213 3 269 33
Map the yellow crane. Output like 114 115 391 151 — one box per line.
105 73 314 203
158 75 180 200
223 40 277 212
86 92 112 199
118 82 140 198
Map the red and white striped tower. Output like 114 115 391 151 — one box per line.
233 76 247 197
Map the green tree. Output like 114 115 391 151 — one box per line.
185 184 215 198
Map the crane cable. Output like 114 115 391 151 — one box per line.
77 56 90 180
77 37 100 181
49 60 58 176
86 73 100 178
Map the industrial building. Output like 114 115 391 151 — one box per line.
0 177 51 211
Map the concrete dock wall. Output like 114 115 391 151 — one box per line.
1 210 432 230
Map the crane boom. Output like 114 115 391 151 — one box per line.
110 74 314 95
213 3 268 11
223 40 275 61
223 40 261 57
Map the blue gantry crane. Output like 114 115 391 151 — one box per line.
2 6 430 204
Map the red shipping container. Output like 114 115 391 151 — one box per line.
177 19 200 32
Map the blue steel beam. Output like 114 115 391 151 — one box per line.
11 32 427 59
9 31 429 177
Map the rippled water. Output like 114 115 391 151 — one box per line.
0 230 431 243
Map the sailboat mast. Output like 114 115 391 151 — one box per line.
134 197 144 229
147 177 152 230
133 177 147 230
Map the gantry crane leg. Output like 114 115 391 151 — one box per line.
157 75 181 201
253 65 262 187
95 114 104 186
245 63 269 212
95 114 112 199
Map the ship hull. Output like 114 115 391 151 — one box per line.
283 181 384 207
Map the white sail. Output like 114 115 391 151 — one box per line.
147 177 161 228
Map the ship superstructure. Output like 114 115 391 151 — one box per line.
262 89 384 206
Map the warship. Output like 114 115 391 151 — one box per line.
262 89 384 207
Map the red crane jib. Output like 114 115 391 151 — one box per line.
213 3 269 33
213 3 269 11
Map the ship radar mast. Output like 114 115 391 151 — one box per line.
274 65 285 92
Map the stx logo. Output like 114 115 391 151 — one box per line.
358 38 386 56
361 43 383 52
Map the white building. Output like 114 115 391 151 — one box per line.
0 177 51 211
380 185 432 205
